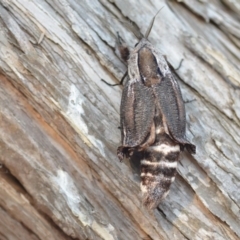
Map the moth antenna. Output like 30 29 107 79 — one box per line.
144 7 164 39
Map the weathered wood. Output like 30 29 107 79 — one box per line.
0 0 239 239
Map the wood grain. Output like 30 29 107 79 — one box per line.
0 0 239 239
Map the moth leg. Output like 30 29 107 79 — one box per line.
117 146 134 162
117 146 125 162
101 71 127 86
163 55 184 71
174 59 184 71
119 71 128 85
184 98 196 104
101 32 130 86
171 134 196 154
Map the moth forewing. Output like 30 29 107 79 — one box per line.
120 70 155 148
153 72 196 153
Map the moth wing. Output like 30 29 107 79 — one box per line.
120 79 155 147
153 73 196 153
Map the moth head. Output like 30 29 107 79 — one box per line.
133 38 150 50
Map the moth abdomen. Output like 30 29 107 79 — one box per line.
140 141 180 209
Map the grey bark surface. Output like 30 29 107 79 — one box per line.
0 0 240 239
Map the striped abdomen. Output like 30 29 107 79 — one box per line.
140 110 180 209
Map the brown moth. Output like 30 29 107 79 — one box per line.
105 11 196 209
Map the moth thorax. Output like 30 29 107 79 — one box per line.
138 47 162 87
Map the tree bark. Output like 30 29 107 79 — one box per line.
0 0 240 239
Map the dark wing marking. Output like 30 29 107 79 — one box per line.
153 73 196 154
120 79 155 147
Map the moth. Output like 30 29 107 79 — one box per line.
104 11 196 209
